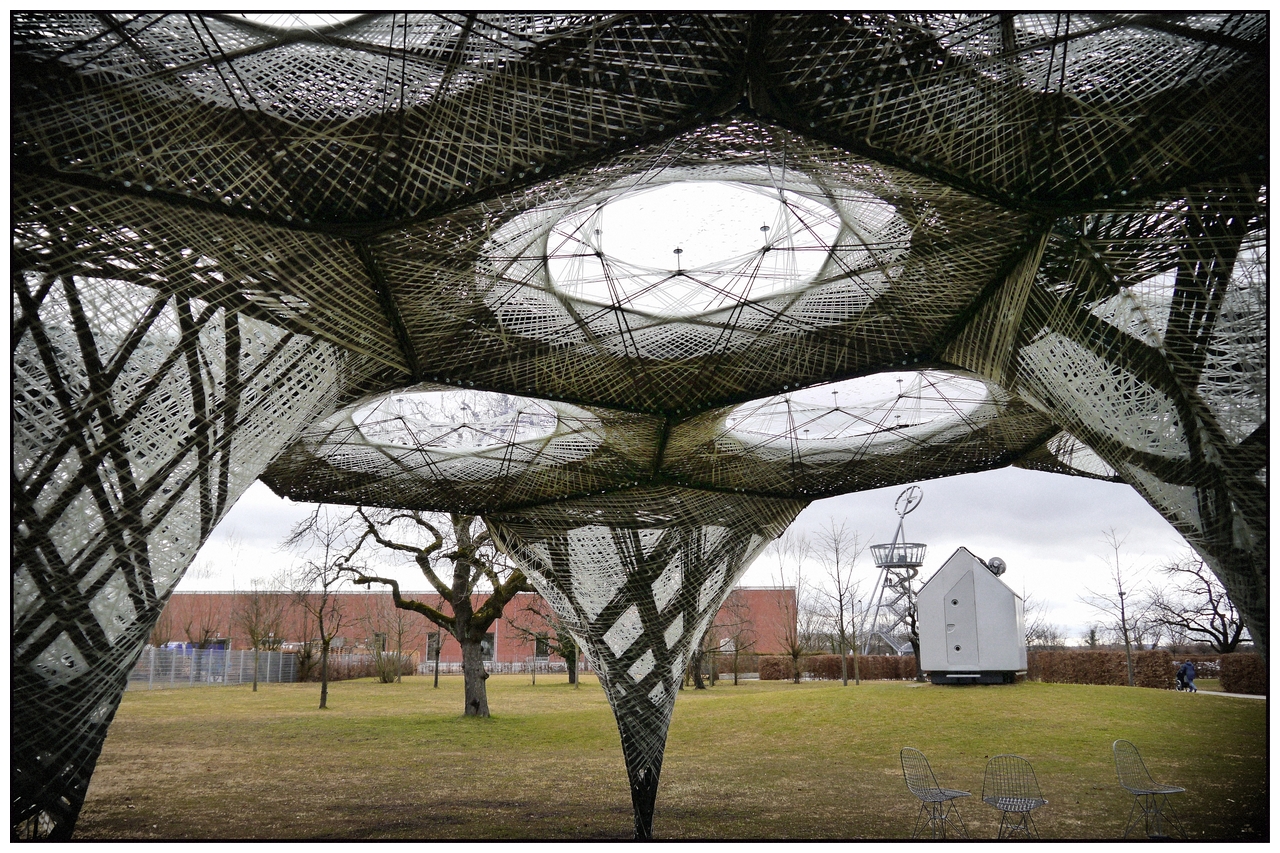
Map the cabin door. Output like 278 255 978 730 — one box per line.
943 572 980 667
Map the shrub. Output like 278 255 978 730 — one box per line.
1220 653 1267 695
300 653 390 683
760 654 918 681
1133 650 1174 689
373 651 417 683
295 642 317 682
860 655 907 680
713 652 760 676
1034 651 1127 686
758 656 794 681
1031 650 1175 689
808 654 842 680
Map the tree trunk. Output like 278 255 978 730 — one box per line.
565 643 578 686
319 641 330 709
840 643 849 686
691 650 706 689
433 631 441 689
1122 634 1135 686
252 647 259 692
460 635 490 717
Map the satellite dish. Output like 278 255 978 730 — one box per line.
988 557 1007 576
895 485 923 518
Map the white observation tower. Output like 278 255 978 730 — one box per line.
862 485 927 655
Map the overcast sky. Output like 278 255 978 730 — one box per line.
179 466 1191 643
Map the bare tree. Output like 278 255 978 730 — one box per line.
767 530 813 684
713 589 757 686
1128 608 1164 652
149 602 177 648
234 578 286 692
180 593 226 649
1023 594 1066 650
347 508 530 717
282 506 360 710
1079 529 1150 686
902 598 924 680
812 520 866 685
361 600 419 684
1149 551 1250 653
506 595 581 686
688 607 738 689
686 629 712 690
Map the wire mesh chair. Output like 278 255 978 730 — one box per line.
900 747 970 839
982 754 1048 839
1113 740 1186 839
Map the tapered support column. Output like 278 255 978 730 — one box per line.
490 486 805 838
12 274 351 838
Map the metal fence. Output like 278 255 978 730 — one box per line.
126 648 594 688
126 647 297 690
417 658 592 676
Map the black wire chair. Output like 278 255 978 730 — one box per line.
1113 740 1186 839
982 754 1048 839
900 747 970 839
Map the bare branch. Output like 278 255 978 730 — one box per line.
350 573 457 632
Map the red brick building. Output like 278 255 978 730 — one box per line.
154 587 796 665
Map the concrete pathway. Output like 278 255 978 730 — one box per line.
1193 689 1266 700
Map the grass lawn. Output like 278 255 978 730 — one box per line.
76 675 1266 840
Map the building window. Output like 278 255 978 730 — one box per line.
481 633 496 662
427 633 442 659
535 634 550 658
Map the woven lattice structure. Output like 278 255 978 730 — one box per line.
12 13 1266 839
489 487 803 837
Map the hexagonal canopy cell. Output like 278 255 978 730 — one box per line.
12 12 1267 841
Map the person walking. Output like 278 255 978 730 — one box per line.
1176 660 1197 693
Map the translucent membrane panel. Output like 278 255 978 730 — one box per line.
1088 268 1176 347
725 371 998 448
1046 431 1117 479
354 389 562 451
547 181 839 316
231 13 362 31
932 13 1224 94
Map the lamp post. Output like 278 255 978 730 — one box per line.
852 599 861 685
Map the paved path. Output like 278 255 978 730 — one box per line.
1193 690 1266 700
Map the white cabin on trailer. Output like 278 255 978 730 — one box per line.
917 547 1027 684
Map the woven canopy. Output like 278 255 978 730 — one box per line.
12 13 1267 840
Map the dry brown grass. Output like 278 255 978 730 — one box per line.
76 675 1266 840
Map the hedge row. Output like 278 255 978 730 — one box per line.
758 656 795 681
1030 650 1174 689
1220 654 1266 695
757 654 918 681
1132 650 1175 688
755 650 1265 693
